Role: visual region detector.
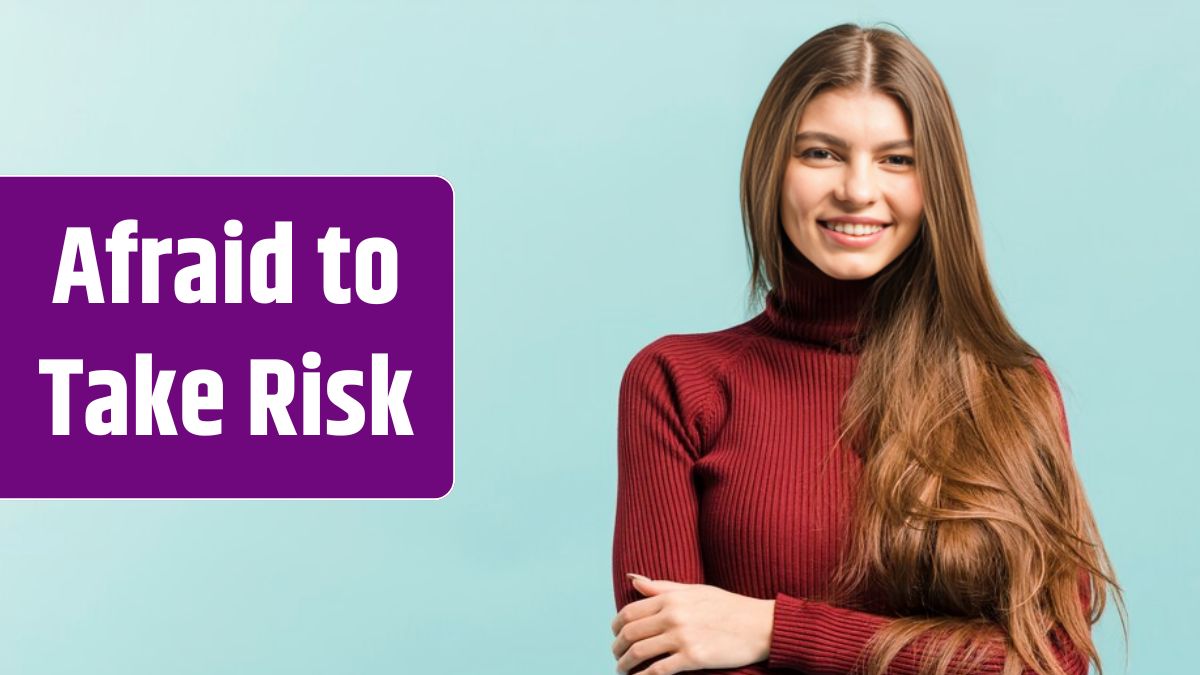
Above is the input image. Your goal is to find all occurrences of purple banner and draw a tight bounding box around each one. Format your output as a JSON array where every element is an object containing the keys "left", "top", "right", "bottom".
[{"left": 0, "top": 176, "right": 454, "bottom": 498}]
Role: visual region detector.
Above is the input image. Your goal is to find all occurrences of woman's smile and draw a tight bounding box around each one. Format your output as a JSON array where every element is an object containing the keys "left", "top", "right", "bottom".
[{"left": 818, "top": 220, "right": 891, "bottom": 248}]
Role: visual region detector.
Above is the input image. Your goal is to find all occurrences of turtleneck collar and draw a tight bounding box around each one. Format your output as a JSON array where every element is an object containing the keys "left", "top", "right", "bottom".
[{"left": 755, "top": 241, "right": 876, "bottom": 353}]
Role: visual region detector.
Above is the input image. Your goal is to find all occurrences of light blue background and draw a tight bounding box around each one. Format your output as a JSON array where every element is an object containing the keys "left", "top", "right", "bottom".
[{"left": 0, "top": 1, "right": 1193, "bottom": 673}]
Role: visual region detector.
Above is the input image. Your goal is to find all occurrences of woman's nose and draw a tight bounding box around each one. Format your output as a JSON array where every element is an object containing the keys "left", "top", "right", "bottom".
[{"left": 836, "top": 161, "right": 880, "bottom": 206}]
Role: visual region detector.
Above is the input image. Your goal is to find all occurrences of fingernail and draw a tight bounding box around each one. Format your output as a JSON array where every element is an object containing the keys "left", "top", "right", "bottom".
[{"left": 626, "top": 572, "right": 649, "bottom": 582}]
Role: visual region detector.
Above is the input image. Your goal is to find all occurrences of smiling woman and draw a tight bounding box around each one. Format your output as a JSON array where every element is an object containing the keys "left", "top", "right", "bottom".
[{"left": 610, "top": 22, "right": 1126, "bottom": 675}]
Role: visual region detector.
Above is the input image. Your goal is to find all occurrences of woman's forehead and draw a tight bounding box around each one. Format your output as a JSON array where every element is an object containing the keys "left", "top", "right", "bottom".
[{"left": 797, "top": 88, "right": 913, "bottom": 143}]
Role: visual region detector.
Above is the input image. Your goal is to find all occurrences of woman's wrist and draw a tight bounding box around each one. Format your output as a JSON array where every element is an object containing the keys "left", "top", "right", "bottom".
[{"left": 756, "top": 598, "right": 777, "bottom": 662}]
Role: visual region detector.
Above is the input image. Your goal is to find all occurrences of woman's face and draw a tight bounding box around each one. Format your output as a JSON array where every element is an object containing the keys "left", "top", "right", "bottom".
[{"left": 781, "top": 87, "right": 923, "bottom": 280}]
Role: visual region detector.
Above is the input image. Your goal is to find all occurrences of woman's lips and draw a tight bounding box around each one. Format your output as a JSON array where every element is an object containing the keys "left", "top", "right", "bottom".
[
  {"left": 818, "top": 220, "right": 892, "bottom": 227},
  {"left": 818, "top": 220, "right": 889, "bottom": 248}
]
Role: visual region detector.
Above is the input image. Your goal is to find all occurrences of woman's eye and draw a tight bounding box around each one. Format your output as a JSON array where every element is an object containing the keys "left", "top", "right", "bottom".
[
  {"left": 885, "top": 155, "right": 915, "bottom": 166},
  {"left": 801, "top": 148, "right": 836, "bottom": 160}
]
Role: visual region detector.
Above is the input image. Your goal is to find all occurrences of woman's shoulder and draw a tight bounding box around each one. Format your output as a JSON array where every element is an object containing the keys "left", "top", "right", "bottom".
[
  {"left": 1030, "top": 355, "right": 1061, "bottom": 389},
  {"left": 621, "top": 319, "right": 761, "bottom": 391},
  {"left": 618, "top": 320, "right": 759, "bottom": 433}
]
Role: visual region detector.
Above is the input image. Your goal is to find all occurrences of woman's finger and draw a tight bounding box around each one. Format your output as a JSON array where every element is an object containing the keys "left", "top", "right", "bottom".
[
  {"left": 640, "top": 651, "right": 693, "bottom": 675},
  {"left": 611, "top": 612, "right": 667, "bottom": 659},
  {"left": 615, "top": 633, "right": 675, "bottom": 675},
  {"left": 634, "top": 578, "right": 694, "bottom": 593},
  {"left": 610, "top": 595, "right": 663, "bottom": 635}
]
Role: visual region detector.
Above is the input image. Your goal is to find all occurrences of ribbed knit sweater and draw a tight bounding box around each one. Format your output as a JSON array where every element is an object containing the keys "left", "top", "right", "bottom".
[{"left": 611, "top": 246, "right": 1089, "bottom": 674}]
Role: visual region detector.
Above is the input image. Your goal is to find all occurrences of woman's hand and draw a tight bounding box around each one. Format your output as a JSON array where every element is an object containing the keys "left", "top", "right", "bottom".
[{"left": 610, "top": 573, "right": 775, "bottom": 675}]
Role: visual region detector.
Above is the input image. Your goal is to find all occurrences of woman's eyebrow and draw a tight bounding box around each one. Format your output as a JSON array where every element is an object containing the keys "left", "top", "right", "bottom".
[{"left": 794, "top": 131, "right": 913, "bottom": 151}]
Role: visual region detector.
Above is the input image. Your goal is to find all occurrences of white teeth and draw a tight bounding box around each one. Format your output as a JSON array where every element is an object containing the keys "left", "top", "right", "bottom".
[{"left": 823, "top": 221, "right": 884, "bottom": 236}]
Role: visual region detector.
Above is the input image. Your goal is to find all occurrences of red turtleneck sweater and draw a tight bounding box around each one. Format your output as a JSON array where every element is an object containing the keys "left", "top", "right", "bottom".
[{"left": 611, "top": 247, "right": 1089, "bottom": 674}]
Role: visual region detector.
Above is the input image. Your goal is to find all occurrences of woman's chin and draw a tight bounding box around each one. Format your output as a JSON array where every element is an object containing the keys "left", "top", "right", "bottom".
[{"left": 812, "top": 254, "right": 886, "bottom": 281}]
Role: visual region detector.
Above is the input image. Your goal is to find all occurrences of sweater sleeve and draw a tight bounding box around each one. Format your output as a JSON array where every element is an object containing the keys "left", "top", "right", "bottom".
[
  {"left": 767, "top": 591, "right": 1090, "bottom": 674},
  {"left": 612, "top": 339, "right": 709, "bottom": 605},
  {"left": 767, "top": 357, "right": 1090, "bottom": 674},
  {"left": 612, "top": 339, "right": 768, "bottom": 675}
]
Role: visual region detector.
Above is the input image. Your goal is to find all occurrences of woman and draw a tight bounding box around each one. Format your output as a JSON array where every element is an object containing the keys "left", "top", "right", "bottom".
[{"left": 609, "top": 23, "right": 1125, "bottom": 675}]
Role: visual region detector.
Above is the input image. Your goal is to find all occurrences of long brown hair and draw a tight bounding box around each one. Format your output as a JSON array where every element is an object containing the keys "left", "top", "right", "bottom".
[{"left": 740, "top": 23, "right": 1126, "bottom": 675}]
